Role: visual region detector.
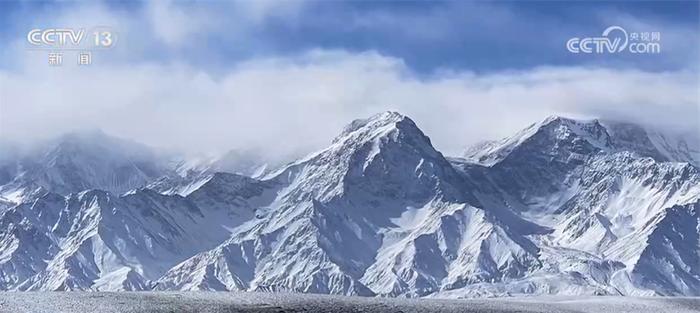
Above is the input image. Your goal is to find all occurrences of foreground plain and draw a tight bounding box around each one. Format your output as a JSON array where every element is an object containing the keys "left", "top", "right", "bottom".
[{"left": 0, "top": 292, "right": 698, "bottom": 313}]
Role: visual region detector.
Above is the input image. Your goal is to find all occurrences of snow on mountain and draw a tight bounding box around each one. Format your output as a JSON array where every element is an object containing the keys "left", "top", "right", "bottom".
[
  {"left": 602, "top": 120, "right": 700, "bottom": 166},
  {"left": 459, "top": 116, "right": 618, "bottom": 208},
  {"left": 154, "top": 112, "right": 546, "bottom": 297},
  {"left": 0, "top": 131, "right": 167, "bottom": 204},
  {"left": 464, "top": 116, "right": 698, "bottom": 167},
  {"left": 647, "top": 130, "right": 699, "bottom": 167},
  {"left": 0, "top": 171, "right": 269, "bottom": 291},
  {"left": 147, "top": 170, "right": 213, "bottom": 197},
  {"left": 147, "top": 150, "right": 278, "bottom": 197},
  {"left": 453, "top": 115, "right": 700, "bottom": 297},
  {"left": 0, "top": 112, "right": 698, "bottom": 297},
  {"left": 630, "top": 200, "right": 700, "bottom": 295},
  {"left": 462, "top": 116, "right": 613, "bottom": 167}
]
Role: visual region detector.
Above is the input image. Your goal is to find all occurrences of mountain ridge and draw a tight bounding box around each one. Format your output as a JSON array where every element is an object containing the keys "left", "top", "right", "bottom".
[{"left": 0, "top": 112, "right": 697, "bottom": 297}]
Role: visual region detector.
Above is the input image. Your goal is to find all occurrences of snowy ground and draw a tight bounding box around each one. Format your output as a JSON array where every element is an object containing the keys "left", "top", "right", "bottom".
[{"left": 0, "top": 293, "right": 697, "bottom": 313}]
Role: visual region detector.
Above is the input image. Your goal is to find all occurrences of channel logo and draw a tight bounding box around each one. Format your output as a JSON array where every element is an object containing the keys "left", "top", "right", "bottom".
[
  {"left": 27, "top": 27, "right": 115, "bottom": 48},
  {"left": 567, "top": 26, "right": 661, "bottom": 54}
]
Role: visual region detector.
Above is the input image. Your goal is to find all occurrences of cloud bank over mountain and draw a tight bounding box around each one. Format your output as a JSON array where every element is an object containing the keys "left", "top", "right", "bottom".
[
  {"left": 1, "top": 51, "right": 697, "bottom": 158},
  {"left": 0, "top": 1, "right": 697, "bottom": 159}
]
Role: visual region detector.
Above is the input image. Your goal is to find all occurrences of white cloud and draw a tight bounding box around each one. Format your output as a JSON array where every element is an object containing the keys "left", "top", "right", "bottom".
[
  {"left": 1, "top": 50, "right": 697, "bottom": 160},
  {"left": 148, "top": 1, "right": 203, "bottom": 47},
  {"left": 1, "top": 2, "right": 696, "bottom": 161},
  {"left": 144, "top": 0, "right": 305, "bottom": 49}
]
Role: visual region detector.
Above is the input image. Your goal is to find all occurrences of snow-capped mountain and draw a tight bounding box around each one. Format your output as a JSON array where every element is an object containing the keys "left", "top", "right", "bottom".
[
  {"left": 452, "top": 116, "right": 700, "bottom": 296},
  {"left": 0, "top": 131, "right": 168, "bottom": 204},
  {"left": 153, "top": 112, "right": 547, "bottom": 296},
  {"left": 0, "top": 172, "right": 268, "bottom": 291},
  {"left": 0, "top": 112, "right": 698, "bottom": 298},
  {"left": 463, "top": 117, "right": 699, "bottom": 167}
]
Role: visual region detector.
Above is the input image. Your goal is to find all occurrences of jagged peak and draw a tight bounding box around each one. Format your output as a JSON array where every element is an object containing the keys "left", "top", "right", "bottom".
[
  {"left": 537, "top": 115, "right": 608, "bottom": 135},
  {"left": 349, "top": 111, "right": 407, "bottom": 127},
  {"left": 463, "top": 115, "right": 612, "bottom": 166},
  {"left": 537, "top": 116, "right": 699, "bottom": 166},
  {"left": 328, "top": 111, "right": 439, "bottom": 161},
  {"left": 319, "top": 111, "right": 443, "bottom": 166},
  {"left": 263, "top": 111, "right": 460, "bottom": 203},
  {"left": 540, "top": 114, "right": 598, "bottom": 125},
  {"left": 335, "top": 111, "right": 417, "bottom": 142},
  {"left": 540, "top": 114, "right": 573, "bottom": 125},
  {"left": 464, "top": 113, "right": 697, "bottom": 168}
]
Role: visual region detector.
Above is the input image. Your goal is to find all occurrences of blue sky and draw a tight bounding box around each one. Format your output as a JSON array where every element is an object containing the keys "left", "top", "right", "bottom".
[
  {"left": 0, "top": 1, "right": 698, "bottom": 158},
  {"left": 1, "top": 1, "right": 697, "bottom": 73}
]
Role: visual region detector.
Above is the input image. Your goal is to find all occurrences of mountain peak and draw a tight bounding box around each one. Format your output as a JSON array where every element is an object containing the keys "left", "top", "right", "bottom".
[
  {"left": 331, "top": 111, "right": 435, "bottom": 159},
  {"left": 463, "top": 115, "right": 612, "bottom": 166},
  {"left": 336, "top": 111, "right": 412, "bottom": 141},
  {"left": 541, "top": 114, "right": 596, "bottom": 125},
  {"left": 540, "top": 114, "right": 573, "bottom": 125},
  {"left": 1, "top": 111, "right": 699, "bottom": 297},
  {"left": 50, "top": 129, "right": 154, "bottom": 159},
  {"left": 267, "top": 111, "right": 464, "bottom": 204},
  {"left": 367, "top": 110, "right": 407, "bottom": 123},
  {"left": 0, "top": 130, "right": 169, "bottom": 196},
  {"left": 538, "top": 115, "right": 606, "bottom": 135}
]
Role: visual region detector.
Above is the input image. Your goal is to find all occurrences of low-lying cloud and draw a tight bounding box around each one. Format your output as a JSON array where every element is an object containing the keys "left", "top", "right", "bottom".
[{"left": 1, "top": 50, "right": 697, "bottom": 159}]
